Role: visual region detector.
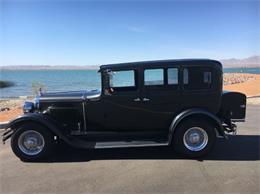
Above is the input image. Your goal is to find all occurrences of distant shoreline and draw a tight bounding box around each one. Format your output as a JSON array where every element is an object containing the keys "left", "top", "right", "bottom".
[
  {"left": 0, "top": 65, "right": 99, "bottom": 70},
  {"left": 1, "top": 55, "right": 259, "bottom": 70},
  {"left": 0, "top": 65, "right": 259, "bottom": 70}
]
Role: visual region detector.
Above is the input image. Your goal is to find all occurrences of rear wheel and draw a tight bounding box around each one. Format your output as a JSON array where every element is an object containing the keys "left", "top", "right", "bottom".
[
  {"left": 11, "top": 123, "right": 55, "bottom": 162},
  {"left": 172, "top": 118, "right": 216, "bottom": 158}
]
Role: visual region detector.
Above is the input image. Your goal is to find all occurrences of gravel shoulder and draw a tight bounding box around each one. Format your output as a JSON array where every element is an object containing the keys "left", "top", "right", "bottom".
[{"left": 247, "top": 97, "right": 260, "bottom": 105}]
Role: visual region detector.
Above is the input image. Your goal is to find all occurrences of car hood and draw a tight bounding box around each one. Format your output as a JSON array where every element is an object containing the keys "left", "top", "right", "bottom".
[{"left": 39, "top": 90, "right": 101, "bottom": 101}]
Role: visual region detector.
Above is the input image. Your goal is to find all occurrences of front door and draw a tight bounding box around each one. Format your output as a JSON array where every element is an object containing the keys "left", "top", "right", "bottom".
[{"left": 103, "top": 68, "right": 145, "bottom": 130}]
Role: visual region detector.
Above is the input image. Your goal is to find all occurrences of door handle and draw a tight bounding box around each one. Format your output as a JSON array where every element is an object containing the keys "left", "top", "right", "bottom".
[
  {"left": 143, "top": 98, "right": 150, "bottom": 102},
  {"left": 134, "top": 98, "right": 141, "bottom": 102}
]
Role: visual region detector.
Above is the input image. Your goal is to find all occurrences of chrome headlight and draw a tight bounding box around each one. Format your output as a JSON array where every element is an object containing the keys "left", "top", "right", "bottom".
[{"left": 23, "top": 101, "right": 34, "bottom": 113}]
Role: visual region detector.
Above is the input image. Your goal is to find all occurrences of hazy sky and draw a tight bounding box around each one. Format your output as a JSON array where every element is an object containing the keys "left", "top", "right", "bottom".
[{"left": 0, "top": 0, "right": 259, "bottom": 66}]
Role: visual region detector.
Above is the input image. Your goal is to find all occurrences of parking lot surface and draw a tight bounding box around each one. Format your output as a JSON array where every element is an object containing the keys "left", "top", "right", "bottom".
[{"left": 0, "top": 105, "right": 259, "bottom": 193}]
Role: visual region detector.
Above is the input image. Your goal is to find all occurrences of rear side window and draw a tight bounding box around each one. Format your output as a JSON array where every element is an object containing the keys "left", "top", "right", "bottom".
[
  {"left": 183, "top": 67, "right": 212, "bottom": 90},
  {"left": 144, "top": 69, "right": 164, "bottom": 86},
  {"left": 167, "top": 68, "right": 178, "bottom": 85}
]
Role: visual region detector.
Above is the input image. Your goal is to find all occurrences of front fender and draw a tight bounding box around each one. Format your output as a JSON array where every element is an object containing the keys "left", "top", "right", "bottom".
[
  {"left": 2, "top": 113, "right": 70, "bottom": 144},
  {"left": 168, "top": 108, "right": 227, "bottom": 144}
]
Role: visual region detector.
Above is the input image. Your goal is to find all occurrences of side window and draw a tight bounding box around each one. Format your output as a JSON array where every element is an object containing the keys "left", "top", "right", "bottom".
[
  {"left": 167, "top": 68, "right": 178, "bottom": 85},
  {"left": 144, "top": 69, "right": 164, "bottom": 86},
  {"left": 204, "top": 71, "right": 212, "bottom": 84},
  {"left": 110, "top": 70, "right": 136, "bottom": 89},
  {"left": 183, "top": 67, "right": 212, "bottom": 90},
  {"left": 183, "top": 68, "right": 189, "bottom": 84}
]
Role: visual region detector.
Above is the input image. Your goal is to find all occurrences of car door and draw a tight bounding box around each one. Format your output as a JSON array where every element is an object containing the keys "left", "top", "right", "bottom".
[
  {"left": 103, "top": 67, "right": 146, "bottom": 130},
  {"left": 140, "top": 66, "right": 181, "bottom": 130}
]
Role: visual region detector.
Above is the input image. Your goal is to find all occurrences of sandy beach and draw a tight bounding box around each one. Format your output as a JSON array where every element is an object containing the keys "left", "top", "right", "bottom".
[
  {"left": 223, "top": 73, "right": 260, "bottom": 97},
  {"left": 1, "top": 73, "right": 260, "bottom": 122}
]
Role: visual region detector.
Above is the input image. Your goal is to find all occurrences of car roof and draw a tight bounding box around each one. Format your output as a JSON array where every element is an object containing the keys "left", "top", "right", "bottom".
[{"left": 99, "top": 59, "right": 222, "bottom": 70}]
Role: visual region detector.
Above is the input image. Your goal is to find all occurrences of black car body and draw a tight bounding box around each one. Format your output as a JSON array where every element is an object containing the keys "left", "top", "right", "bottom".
[{"left": 3, "top": 59, "right": 246, "bottom": 161}]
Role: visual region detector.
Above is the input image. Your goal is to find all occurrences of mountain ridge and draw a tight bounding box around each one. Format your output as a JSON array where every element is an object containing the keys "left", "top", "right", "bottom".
[
  {"left": 1, "top": 55, "right": 259, "bottom": 70},
  {"left": 220, "top": 55, "right": 260, "bottom": 67}
]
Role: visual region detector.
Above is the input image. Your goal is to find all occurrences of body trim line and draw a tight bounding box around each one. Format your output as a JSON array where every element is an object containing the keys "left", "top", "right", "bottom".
[
  {"left": 82, "top": 101, "right": 87, "bottom": 132},
  {"left": 94, "top": 141, "right": 168, "bottom": 149},
  {"left": 231, "top": 119, "right": 245, "bottom": 122}
]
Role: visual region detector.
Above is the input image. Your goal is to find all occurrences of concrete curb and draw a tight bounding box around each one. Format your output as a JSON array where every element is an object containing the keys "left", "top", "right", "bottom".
[
  {"left": 0, "top": 122, "right": 8, "bottom": 130},
  {"left": 247, "top": 95, "right": 260, "bottom": 99}
]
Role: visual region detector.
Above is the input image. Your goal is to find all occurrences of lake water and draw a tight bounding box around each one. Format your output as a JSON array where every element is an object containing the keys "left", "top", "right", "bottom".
[{"left": 1, "top": 67, "right": 259, "bottom": 98}]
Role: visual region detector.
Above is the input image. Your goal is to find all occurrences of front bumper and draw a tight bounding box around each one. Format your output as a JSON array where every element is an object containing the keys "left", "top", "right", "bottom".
[{"left": 2, "top": 127, "right": 13, "bottom": 144}]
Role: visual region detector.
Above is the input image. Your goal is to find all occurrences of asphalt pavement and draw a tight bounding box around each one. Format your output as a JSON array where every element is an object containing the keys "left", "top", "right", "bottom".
[{"left": 0, "top": 105, "right": 259, "bottom": 193}]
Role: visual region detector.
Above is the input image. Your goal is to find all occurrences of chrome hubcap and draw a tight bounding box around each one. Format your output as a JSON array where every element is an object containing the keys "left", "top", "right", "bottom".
[
  {"left": 18, "top": 130, "right": 45, "bottom": 156},
  {"left": 183, "top": 127, "right": 208, "bottom": 151}
]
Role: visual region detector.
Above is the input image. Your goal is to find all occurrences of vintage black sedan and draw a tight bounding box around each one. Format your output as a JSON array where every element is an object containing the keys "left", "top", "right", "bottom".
[{"left": 2, "top": 59, "right": 246, "bottom": 161}]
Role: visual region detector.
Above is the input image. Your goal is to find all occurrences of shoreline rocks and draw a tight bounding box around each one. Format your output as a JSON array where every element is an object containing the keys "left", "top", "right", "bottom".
[
  {"left": 0, "top": 81, "right": 15, "bottom": 88},
  {"left": 223, "top": 73, "right": 255, "bottom": 85}
]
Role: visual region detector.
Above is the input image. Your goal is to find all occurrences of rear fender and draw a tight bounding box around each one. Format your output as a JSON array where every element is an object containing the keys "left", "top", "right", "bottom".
[{"left": 168, "top": 108, "right": 227, "bottom": 144}]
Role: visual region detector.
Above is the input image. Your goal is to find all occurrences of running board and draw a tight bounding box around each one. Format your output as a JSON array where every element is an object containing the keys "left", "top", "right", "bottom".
[{"left": 94, "top": 140, "right": 169, "bottom": 149}]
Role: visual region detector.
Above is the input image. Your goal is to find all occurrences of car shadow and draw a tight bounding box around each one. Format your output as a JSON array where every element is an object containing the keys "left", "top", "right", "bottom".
[{"left": 44, "top": 135, "right": 260, "bottom": 163}]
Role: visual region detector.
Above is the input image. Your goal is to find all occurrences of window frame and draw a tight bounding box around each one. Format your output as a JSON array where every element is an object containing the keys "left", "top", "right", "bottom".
[
  {"left": 181, "top": 66, "right": 214, "bottom": 92},
  {"left": 166, "top": 67, "right": 179, "bottom": 87},
  {"left": 144, "top": 68, "right": 165, "bottom": 87},
  {"left": 108, "top": 69, "right": 138, "bottom": 92},
  {"left": 142, "top": 66, "right": 180, "bottom": 90}
]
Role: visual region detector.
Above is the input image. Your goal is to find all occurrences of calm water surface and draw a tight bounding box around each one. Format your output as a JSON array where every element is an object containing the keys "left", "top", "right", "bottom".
[{"left": 1, "top": 67, "right": 259, "bottom": 98}]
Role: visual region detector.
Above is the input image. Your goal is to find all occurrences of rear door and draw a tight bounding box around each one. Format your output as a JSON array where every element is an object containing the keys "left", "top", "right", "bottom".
[{"left": 140, "top": 65, "right": 181, "bottom": 130}]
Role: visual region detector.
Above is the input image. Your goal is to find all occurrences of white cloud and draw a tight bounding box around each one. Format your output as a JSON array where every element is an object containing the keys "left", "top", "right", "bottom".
[{"left": 127, "top": 26, "right": 145, "bottom": 33}]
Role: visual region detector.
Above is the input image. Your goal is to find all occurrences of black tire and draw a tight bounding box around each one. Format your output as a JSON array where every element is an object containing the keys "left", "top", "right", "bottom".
[
  {"left": 172, "top": 118, "right": 216, "bottom": 158},
  {"left": 11, "top": 122, "right": 55, "bottom": 162}
]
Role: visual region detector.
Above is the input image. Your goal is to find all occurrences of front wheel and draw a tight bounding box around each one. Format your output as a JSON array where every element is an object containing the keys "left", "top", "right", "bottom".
[
  {"left": 172, "top": 118, "right": 216, "bottom": 158},
  {"left": 11, "top": 123, "right": 55, "bottom": 162}
]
